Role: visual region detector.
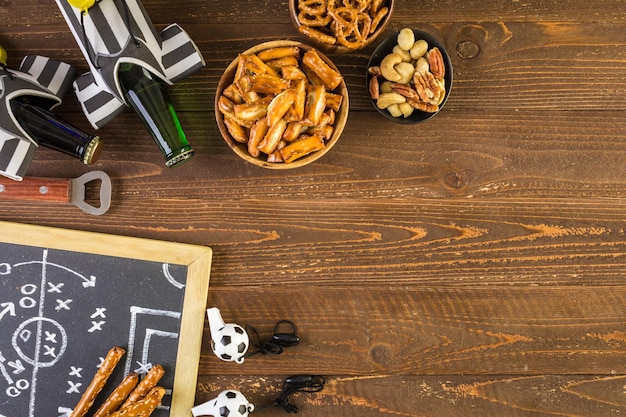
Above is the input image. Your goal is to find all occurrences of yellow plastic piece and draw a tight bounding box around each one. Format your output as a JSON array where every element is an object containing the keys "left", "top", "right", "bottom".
[
  {"left": 67, "top": 0, "right": 96, "bottom": 12},
  {"left": 0, "top": 45, "right": 7, "bottom": 66}
]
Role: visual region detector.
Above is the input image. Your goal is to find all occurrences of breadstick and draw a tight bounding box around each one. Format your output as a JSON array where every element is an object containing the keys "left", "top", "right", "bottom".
[
  {"left": 92, "top": 372, "right": 139, "bottom": 417},
  {"left": 107, "top": 386, "right": 166, "bottom": 417},
  {"left": 121, "top": 364, "right": 165, "bottom": 408},
  {"left": 70, "top": 346, "right": 126, "bottom": 417}
]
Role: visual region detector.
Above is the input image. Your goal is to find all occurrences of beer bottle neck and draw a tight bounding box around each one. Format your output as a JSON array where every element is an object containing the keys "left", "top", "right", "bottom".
[{"left": 10, "top": 98, "right": 102, "bottom": 165}]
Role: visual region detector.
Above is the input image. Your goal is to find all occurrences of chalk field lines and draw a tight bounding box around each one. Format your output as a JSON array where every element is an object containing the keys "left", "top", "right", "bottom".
[{"left": 0, "top": 250, "right": 184, "bottom": 417}]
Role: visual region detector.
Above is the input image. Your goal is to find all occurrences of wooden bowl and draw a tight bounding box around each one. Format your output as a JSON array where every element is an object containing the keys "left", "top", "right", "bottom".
[
  {"left": 215, "top": 40, "right": 349, "bottom": 169},
  {"left": 288, "top": 0, "right": 394, "bottom": 53}
]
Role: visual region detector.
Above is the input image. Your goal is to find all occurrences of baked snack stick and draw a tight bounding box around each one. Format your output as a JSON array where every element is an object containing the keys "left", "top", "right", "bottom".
[
  {"left": 106, "top": 386, "right": 166, "bottom": 417},
  {"left": 92, "top": 372, "right": 140, "bottom": 417},
  {"left": 70, "top": 346, "right": 126, "bottom": 417},
  {"left": 121, "top": 364, "right": 165, "bottom": 408}
]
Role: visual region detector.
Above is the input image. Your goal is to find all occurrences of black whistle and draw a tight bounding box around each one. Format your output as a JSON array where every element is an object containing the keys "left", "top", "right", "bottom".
[
  {"left": 285, "top": 375, "right": 313, "bottom": 386},
  {"left": 273, "top": 333, "right": 300, "bottom": 347}
]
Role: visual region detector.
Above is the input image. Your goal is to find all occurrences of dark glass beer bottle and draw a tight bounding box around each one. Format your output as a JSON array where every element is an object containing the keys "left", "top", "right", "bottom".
[
  {"left": 0, "top": 45, "right": 102, "bottom": 165},
  {"left": 10, "top": 99, "right": 103, "bottom": 165},
  {"left": 117, "top": 63, "right": 194, "bottom": 167}
]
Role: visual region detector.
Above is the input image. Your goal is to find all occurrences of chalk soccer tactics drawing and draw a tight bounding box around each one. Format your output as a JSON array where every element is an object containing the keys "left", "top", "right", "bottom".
[
  {"left": 54, "top": 0, "right": 205, "bottom": 130},
  {"left": 0, "top": 245, "right": 188, "bottom": 417},
  {"left": 0, "top": 55, "right": 75, "bottom": 181}
]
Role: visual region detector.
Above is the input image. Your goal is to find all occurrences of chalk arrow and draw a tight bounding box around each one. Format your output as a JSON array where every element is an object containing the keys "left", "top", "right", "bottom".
[
  {"left": 84, "top": 275, "right": 97, "bottom": 288},
  {"left": 0, "top": 302, "right": 15, "bottom": 321},
  {"left": 14, "top": 261, "right": 97, "bottom": 288},
  {"left": 0, "top": 351, "right": 13, "bottom": 384},
  {"left": 8, "top": 359, "right": 25, "bottom": 374}
]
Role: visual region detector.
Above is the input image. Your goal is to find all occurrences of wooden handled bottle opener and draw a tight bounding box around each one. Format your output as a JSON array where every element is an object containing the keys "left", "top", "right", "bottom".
[{"left": 0, "top": 170, "right": 111, "bottom": 215}]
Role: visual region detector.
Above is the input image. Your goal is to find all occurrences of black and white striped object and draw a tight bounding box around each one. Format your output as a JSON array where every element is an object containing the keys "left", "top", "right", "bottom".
[
  {"left": 55, "top": 0, "right": 205, "bottom": 130},
  {"left": 19, "top": 55, "right": 76, "bottom": 101},
  {"left": 0, "top": 56, "right": 75, "bottom": 181}
]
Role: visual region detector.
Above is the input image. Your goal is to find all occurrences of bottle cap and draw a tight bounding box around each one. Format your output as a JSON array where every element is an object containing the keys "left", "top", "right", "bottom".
[
  {"left": 67, "top": 0, "right": 96, "bottom": 12},
  {"left": 0, "top": 45, "right": 7, "bottom": 66},
  {"left": 165, "top": 148, "right": 194, "bottom": 167},
  {"left": 83, "top": 136, "right": 103, "bottom": 165}
]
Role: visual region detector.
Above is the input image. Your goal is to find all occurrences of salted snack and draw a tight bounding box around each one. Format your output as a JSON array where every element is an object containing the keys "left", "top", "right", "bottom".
[
  {"left": 71, "top": 346, "right": 126, "bottom": 417},
  {"left": 218, "top": 45, "right": 344, "bottom": 163},
  {"left": 70, "top": 347, "right": 166, "bottom": 417},
  {"left": 296, "top": 0, "right": 389, "bottom": 49},
  {"left": 368, "top": 28, "right": 447, "bottom": 118}
]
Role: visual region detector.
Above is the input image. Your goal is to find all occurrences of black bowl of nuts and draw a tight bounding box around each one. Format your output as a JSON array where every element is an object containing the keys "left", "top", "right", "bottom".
[{"left": 366, "top": 28, "right": 453, "bottom": 124}]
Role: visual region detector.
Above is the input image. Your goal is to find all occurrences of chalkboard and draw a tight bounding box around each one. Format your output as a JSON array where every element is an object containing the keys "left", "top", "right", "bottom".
[{"left": 0, "top": 221, "right": 212, "bottom": 417}]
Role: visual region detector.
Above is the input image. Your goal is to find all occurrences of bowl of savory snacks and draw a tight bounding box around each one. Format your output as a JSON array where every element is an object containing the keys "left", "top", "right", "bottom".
[
  {"left": 366, "top": 28, "right": 453, "bottom": 124},
  {"left": 215, "top": 40, "right": 349, "bottom": 168},
  {"left": 289, "top": 0, "right": 394, "bottom": 53}
]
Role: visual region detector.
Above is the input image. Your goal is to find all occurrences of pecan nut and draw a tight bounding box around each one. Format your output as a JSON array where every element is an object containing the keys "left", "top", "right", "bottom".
[
  {"left": 427, "top": 47, "right": 445, "bottom": 79},
  {"left": 369, "top": 74, "right": 380, "bottom": 99},
  {"left": 413, "top": 71, "right": 445, "bottom": 106}
]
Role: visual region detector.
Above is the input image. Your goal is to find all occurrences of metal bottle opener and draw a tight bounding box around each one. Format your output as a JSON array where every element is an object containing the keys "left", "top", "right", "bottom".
[{"left": 0, "top": 170, "right": 112, "bottom": 215}]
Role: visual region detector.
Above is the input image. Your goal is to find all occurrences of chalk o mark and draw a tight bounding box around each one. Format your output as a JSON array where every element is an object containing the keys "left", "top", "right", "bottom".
[{"left": 12, "top": 317, "right": 67, "bottom": 368}]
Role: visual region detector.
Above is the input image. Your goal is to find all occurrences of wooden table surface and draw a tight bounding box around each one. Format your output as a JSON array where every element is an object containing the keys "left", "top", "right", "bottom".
[{"left": 2, "top": 1, "right": 626, "bottom": 416}]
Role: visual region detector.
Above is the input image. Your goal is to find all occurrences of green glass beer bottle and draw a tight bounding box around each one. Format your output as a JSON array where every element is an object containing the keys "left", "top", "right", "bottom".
[{"left": 117, "top": 63, "right": 194, "bottom": 167}]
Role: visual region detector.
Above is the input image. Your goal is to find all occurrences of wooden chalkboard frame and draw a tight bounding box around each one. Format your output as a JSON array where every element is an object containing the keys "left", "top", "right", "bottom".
[{"left": 0, "top": 220, "right": 211, "bottom": 417}]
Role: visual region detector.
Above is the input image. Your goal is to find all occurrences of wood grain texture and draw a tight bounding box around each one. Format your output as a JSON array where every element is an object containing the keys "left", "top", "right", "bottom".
[{"left": 1, "top": 1, "right": 625, "bottom": 416}]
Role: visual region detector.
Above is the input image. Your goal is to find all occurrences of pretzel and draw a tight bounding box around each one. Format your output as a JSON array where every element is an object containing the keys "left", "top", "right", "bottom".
[
  {"left": 298, "top": 25, "right": 336, "bottom": 45},
  {"left": 234, "top": 96, "right": 272, "bottom": 121},
  {"left": 297, "top": 0, "right": 332, "bottom": 27},
  {"left": 92, "top": 373, "right": 139, "bottom": 417},
  {"left": 303, "top": 84, "right": 327, "bottom": 126},
  {"left": 70, "top": 347, "right": 125, "bottom": 417},
  {"left": 257, "top": 46, "right": 301, "bottom": 62},
  {"left": 296, "top": 0, "right": 388, "bottom": 49},
  {"left": 121, "top": 364, "right": 165, "bottom": 409},
  {"left": 302, "top": 49, "right": 343, "bottom": 91},
  {"left": 224, "top": 115, "right": 250, "bottom": 143},
  {"left": 106, "top": 386, "right": 166, "bottom": 417},
  {"left": 257, "top": 118, "right": 288, "bottom": 154},
  {"left": 330, "top": 7, "right": 371, "bottom": 49},
  {"left": 267, "top": 88, "right": 297, "bottom": 126},
  {"left": 369, "top": 6, "right": 388, "bottom": 34},
  {"left": 280, "top": 134, "right": 325, "bottom": 163},
  {"left": 286, "top": 78, "right": 307, "bottom": 121},
  {"left": 248, "top": 118, "right": 269, "bottom": 157}
]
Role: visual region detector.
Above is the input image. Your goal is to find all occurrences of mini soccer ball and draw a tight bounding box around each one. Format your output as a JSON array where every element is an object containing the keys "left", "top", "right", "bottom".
[
  {"left": 214, "top": 390, "right": 254, "bottom": 417},
  {"left": 191, "top": 390, "right": 254, "bottom": 417},
  {"left": 210, "top": 323, "right": 249, "bottom": 363}
]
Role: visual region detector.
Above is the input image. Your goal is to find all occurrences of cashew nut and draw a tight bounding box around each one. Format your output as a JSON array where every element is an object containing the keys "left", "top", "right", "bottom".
[
  {"left": 415, "top": 56, "right": 429, "bottom": 74},
  {"left": 386, "top": 103, "right": 403, "bottom": 117},
  {"left": 399, "top": 102, "right": 414, "bottom": 118},
  {"left": 397, "top": 28, "right": 415, "bottom": 51},
  {"left": 392, "top": 45, "right": 412, "bottom": 62},
  {"left": 379, "top": 53, "right": 403, "bottom": 82},
  {"left": 410, "top": 39, "right": 429, "bottom": 59},
  {"left": 376, "top": 92, "right": 406, "bottom": 109},
  {"left": 395, "top": 62, "right": 415, "bottom": 84}
]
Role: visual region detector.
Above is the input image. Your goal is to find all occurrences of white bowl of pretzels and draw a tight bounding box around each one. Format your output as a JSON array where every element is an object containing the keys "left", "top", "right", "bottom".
[
  {"left": 289, "top": 0, "right": 394, "bottom": 53},
  {"left": 215, "top": 40, "right": 349, "bottom": 168}
]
